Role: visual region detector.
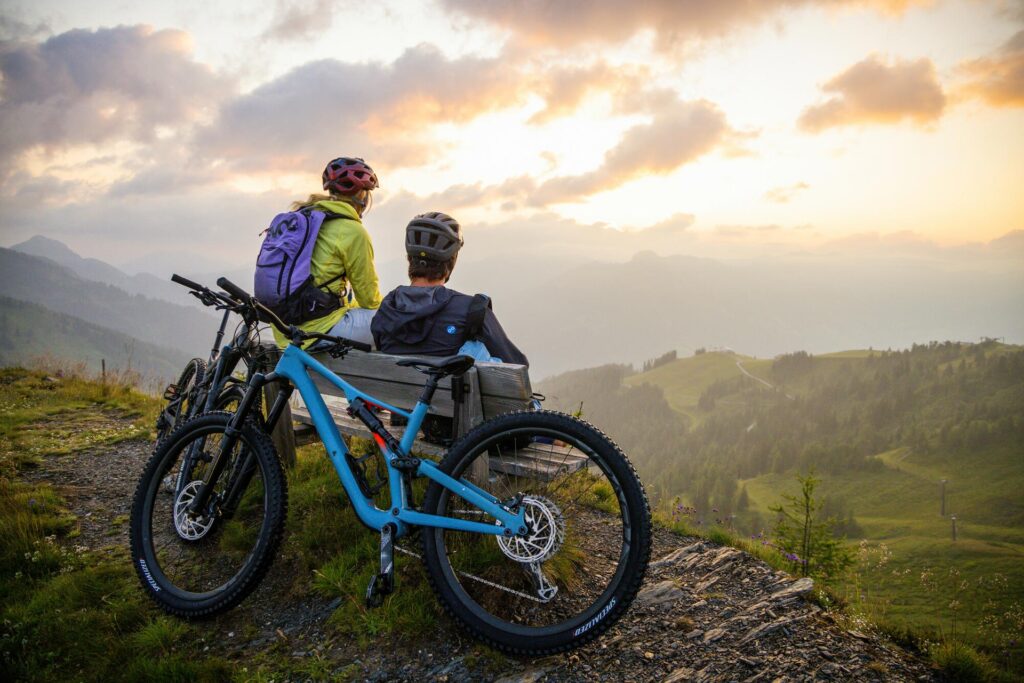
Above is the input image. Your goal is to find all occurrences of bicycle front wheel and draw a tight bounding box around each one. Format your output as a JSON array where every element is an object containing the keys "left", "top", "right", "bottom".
[
  {"left": 129, "top": 411, "right": 286, "bottom": 618},
  {"left": 420, "top": 410, "right": 651, "bottom": 655}
]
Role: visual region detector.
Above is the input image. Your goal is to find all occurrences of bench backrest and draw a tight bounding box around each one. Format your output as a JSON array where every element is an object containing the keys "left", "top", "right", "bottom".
[{"left": 306, "top": 349, "right": 532, "bottom": 420}]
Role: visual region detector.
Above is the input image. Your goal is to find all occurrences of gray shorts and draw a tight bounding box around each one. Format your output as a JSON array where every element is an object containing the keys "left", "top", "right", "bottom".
[{"left": 326, "top": 307, "right": 376, "bottom": 348}]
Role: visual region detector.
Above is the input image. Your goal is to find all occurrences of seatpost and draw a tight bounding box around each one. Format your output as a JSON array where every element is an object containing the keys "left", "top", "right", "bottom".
[{"left": 417, "top": 374, "right": 441, "bottom": 405}]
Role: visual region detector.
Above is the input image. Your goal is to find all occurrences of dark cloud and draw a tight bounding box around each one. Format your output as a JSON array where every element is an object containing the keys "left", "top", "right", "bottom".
[
  {"left": 764, "top": 181, "right": 810, "bottom": 203},
  {"left": 798, "top": 55, "right": 945, "bottom": 132},
  {"left": 956, "top": 30, "right": 1024, "bottom": 108},
  {"left": 533, "top": 98, "right": 732, "bottom": 203},
  {"left": 197, "top": 43, "right": 523, "bottom": 173},
  {"left": 0, "top": 25, "right": 229, "bottom": 160},
  {"left": 442, "top": 0, "right": 927, "bottom": 50},
  {"left": 261, "top": 0, "right": 334, "bottom": 42}
]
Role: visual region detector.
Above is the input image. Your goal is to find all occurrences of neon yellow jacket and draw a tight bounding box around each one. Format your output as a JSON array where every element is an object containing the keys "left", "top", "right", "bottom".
[{"left": 272, "top": 199, "right": 382, "bottom": 348}]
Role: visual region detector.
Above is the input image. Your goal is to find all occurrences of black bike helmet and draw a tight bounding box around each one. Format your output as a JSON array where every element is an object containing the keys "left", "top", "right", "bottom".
[{"left": 406, "top": 212, "right": 463, "bottom": 261}]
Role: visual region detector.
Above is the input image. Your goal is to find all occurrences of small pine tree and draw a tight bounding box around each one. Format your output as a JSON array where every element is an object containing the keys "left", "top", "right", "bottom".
[{"left": 770, "top": 470, "right": 853, "bottom": 580}]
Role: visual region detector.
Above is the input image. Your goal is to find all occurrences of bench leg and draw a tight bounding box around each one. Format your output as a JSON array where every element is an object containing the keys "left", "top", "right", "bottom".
[{"left": 467, "top": 455, "right": 489, "bottom": 486}]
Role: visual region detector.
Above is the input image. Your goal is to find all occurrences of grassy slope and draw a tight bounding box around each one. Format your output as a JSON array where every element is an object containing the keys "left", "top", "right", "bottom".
[
  {"left": 0, "top": 367, "right": 506, "bottom": 681},
  {"left": 0, "top": 367, "right": 234, "bottom": 681},
  {"left": 0, "top": 296, "right": 190, "bottom": 383},
  {"left": 624, "top": 351, "right": 763, "bottom": 422},
  {"left": 630, "top": 346, "right": 1024, "bottom": 653},
  {"left": 741, "top": 459, "right": 1024, "bottom": 643}
]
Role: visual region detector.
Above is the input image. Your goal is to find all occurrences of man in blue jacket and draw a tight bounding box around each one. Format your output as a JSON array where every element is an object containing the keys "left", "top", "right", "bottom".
[{"left": 371, "top": 212, "right": 528, "bottom": 366}]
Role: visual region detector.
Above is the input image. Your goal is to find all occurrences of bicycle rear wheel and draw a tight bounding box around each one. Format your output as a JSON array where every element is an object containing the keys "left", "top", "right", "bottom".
[
  {"left": 157, "top": 358, "right": 206, "bottom": 442},
  {"left": 420, "top": 410, "right": 651, "bottom": 655},
  {"left": 130, "top": 411, "right": 286, "bottom": 618}
]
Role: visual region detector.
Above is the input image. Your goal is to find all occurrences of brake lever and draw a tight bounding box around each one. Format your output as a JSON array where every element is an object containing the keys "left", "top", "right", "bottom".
[
  {"left": 326, "top": 341, "right": 351, "bottom": 359},
  {"left": 189, "top": 290, "right": 219, "bottom": 307}
]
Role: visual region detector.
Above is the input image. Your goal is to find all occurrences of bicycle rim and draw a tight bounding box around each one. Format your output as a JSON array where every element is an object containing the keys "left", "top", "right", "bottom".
[
  {"left": 429, "top": 421, "right": 637, "bottom": 634},
  {"left": 139, "top": 423, "right": 271, "bottom": 600}
]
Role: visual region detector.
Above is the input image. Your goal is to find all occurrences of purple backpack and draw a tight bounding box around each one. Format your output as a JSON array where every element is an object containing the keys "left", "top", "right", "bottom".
[{"left": 254, "top": 209, "right": 347, "bottom": 324}]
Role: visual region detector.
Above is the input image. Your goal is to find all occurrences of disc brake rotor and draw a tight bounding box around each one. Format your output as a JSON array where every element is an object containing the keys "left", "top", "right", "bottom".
[
  {"left": 173, "top": 480, "right": 216, "bottom": 541},
  {"left": 496, "top": 495, "right": 565, "bottom": 563}
]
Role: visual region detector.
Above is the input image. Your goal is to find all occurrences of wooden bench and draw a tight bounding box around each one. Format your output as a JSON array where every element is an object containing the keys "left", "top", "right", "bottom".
[{"left": 263, "top": 346, "right": 589, "bottom": 480}]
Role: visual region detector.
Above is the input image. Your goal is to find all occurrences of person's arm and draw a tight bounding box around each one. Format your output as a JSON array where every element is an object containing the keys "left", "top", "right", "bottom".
[
  {"left": 341, "top": 222, "right": 382, "bottom": 309},
  {"left": 480, "top": 310, "right": 528, "bottom": 366}
]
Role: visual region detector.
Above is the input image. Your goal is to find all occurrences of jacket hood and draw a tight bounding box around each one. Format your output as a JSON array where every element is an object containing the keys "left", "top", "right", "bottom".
[
  {"left": 314, "top": 199, "right": 361, "bottom": 220},
  {"left": 374, "top": 286, "right": 455, "bottom": 345}
]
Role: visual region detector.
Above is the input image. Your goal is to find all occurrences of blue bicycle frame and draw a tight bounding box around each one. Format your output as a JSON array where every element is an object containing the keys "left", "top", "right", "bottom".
[{"left": 271, "top": 343, "right": 526, "bottom": 539}]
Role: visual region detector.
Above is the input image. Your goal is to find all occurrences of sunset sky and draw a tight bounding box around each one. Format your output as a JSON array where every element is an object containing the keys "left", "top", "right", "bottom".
[{"left": 0, "top": 0, "right": 1022, "bottom": 274}]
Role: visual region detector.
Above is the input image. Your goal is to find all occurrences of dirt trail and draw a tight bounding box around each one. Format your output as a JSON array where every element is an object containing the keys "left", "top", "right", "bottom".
[
  {"left": 735, "top": 360, "right": 795, "bottom": 401},
  {"left": 27, "top": 415, "right": 934, "bottom": 682}
]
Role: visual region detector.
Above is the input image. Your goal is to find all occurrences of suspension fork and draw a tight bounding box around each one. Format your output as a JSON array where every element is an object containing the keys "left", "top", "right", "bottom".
[
  {"left": 186, "top": 372, "right": 270, "bottom": 517},
  {"left": 220, "top": 379, "right": 293, "bottom": 516}
]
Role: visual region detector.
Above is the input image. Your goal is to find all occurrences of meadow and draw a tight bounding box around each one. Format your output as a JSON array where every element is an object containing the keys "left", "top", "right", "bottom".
[{"left": 542, "top": 341, "right": 1024, "bottom": 676}]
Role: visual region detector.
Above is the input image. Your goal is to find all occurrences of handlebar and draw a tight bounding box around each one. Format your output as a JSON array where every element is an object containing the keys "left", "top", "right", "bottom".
[
  {"left": 175, "top": 275, "right": 370, "bottom": 353},
  {"left": 216, "top": 277, "right": 252, "bottom": 304},
  {"left": 171, "top": 273, "right": 205, "bottom": 291},
  {"left": 172, "top": 273, "right": 249, "bottom": 316},
  {"left": 306, "top": 332, "right": 372, "bottom": 353}
]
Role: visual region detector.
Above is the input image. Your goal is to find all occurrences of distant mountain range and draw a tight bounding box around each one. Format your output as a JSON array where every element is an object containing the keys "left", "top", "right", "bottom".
[
  {"left": 2, "top": 235, "right": 1023, "bottom": 380},
  {"left": 462, "top": 249, "right": 1024, "bottom": 377},
  {"left": 0, "top": 296, "right": 191, "bottom": 380},
  {"left": 12, "top": 235, "right": 188, "bottom": 304},
  {"left": 0, "top": 247, "right": 218, "bottom": 365}
]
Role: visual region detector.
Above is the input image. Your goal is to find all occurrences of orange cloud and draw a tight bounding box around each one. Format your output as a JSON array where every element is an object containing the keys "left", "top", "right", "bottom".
[
  {"left": 955, "top": 30, "right": 1024, "bottom": 108},
  {"left": 798, "top": 55, "right": 945, "bottom": 132},
  {"left": 443, "top": 0, "right": 930, "bottom": 50},
  {"left": 534, "top": 98, "right": 733, "bottom": 203},
  {"left": 198, "top": 44, "right": 526, "bottom": 172},
  {"left": 528, "top": 63, "right": 648, "bottom": 124}
]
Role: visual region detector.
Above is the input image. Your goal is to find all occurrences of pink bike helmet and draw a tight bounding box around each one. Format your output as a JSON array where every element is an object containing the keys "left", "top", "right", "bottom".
[{"left": 322, "top": 157, "right": 378, "bottom": 196}]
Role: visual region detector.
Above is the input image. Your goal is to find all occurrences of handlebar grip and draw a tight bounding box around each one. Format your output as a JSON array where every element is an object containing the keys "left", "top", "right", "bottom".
[
  {"left": 216, "top": 277, "right": 251, "bottom": 303},
  {"left": 345, "top": 339, "right": 373, "bottom": 353},
  {"left": 171, "top": 273, "right": 205, "bottom": 291}
]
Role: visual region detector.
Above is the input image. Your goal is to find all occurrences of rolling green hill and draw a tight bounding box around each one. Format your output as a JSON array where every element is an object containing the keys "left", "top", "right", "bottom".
[
  {"left": 624, "top": 350, "right": 774, "bottom": 423},
  {"left": 0, "top": 296, "right": 191, "bottom": 381},
  {"left": 539, "top": 341, "right": 1024, "bottom": 657},
  {"left": 0, "top": 247, "right": 215, "bottom": 358}
]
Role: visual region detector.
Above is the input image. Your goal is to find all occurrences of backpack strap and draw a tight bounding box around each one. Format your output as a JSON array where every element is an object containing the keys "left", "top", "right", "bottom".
[
  {"left": 465, "top": 293, "right": 492, "bottom": 341},
  {"left": 307, "top": 209, "right": 351, "bottom": 293}
]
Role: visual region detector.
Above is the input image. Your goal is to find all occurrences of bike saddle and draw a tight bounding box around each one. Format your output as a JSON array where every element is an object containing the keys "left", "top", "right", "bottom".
[{"left": 396, "top": 354, "right": 475, "bottom": 377}]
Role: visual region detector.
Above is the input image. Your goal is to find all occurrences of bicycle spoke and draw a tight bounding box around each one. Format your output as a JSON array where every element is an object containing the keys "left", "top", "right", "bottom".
[{"left": 434, "top": 424, "right": 629, "bottom": 629}]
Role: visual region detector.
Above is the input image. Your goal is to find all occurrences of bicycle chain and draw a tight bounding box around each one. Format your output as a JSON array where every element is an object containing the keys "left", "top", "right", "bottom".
[{"left": 394, "top": 543, "right": 546, "bottom": 604}]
